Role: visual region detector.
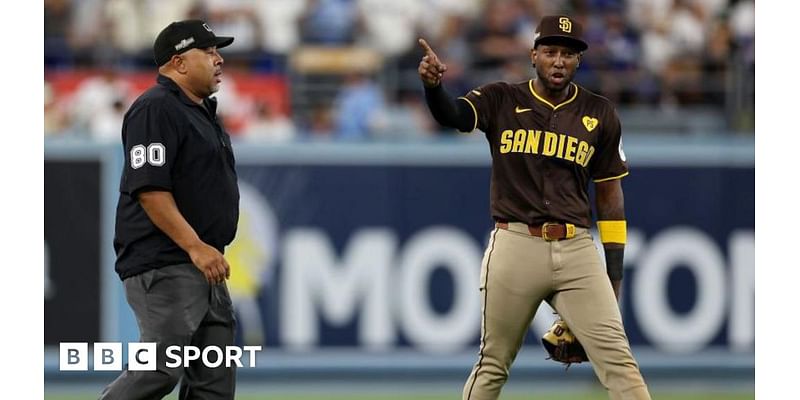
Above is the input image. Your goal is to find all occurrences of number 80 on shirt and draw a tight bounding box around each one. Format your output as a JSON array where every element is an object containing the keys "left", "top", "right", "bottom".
[{"left": 130, "top": 143, "right": 166, "bottom": 169}]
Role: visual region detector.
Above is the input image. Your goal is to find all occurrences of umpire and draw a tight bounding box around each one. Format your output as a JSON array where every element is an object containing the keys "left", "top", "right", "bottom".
[{"left": 100, "top": 20, "right": 239, "bottom": 400}]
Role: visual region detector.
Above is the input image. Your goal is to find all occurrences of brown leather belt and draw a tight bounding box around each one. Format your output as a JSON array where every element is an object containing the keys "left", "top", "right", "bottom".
[{"left": 495, "top": 221, "right": 577, "bottom": 241}]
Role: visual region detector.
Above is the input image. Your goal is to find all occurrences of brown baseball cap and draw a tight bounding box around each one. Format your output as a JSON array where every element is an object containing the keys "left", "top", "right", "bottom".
[{"left": 533, "top": 15, "right": 588, "bottom": 52}]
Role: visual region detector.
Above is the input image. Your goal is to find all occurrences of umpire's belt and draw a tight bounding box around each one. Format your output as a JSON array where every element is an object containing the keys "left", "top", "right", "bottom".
[{"left": 496, "top": 221, "right": 577, "bottom": 241}]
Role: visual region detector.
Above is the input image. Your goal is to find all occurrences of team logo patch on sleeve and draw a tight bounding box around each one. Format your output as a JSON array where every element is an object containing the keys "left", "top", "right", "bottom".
[{"left": 581, "top": 116, "right": 598, "bottom": 132}]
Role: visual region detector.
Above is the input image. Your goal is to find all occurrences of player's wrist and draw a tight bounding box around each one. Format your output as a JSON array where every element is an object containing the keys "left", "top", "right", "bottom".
[
  {"left": 604, "top": 247, "right": 624, "bottom": 281},
  {"left": 423, "top": 80, "right": 442, "bottom": 89}
]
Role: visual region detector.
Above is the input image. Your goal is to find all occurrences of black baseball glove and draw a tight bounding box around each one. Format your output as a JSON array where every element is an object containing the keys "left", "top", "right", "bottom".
[{"left": 541, "top": 319, "right": 589, "bottom": 368}]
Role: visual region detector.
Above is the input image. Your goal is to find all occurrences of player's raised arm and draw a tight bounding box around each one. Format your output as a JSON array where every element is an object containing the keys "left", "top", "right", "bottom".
[
  {"left": 418, "top": 38, "right": 447, "bottom": 88},
  {"left": 418, "top": 38, "right": 474, "bottom": 132}
]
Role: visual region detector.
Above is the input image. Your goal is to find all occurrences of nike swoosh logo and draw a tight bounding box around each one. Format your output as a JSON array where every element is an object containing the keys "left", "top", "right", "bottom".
[{"left": 515, "top": 106, "right": 532, "bottom": 113}]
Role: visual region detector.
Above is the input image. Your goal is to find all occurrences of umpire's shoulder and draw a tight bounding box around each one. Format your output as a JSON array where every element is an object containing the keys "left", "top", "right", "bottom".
[{"left": 124, "top": 84, "right": 179, "bottom": 121}]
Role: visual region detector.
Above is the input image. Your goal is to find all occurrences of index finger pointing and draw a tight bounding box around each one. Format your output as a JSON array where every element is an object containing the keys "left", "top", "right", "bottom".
[{"left": 418, "top": 38, "right": 436, "bottom": 57}]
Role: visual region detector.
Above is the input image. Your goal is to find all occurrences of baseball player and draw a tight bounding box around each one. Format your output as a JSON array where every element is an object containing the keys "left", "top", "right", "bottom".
[{"left": 418, "top": 15, "right": 651, "bottom": 400}]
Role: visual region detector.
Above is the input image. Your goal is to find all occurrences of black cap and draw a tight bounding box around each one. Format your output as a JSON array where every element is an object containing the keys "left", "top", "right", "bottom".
[
  {"left": 153, "top": 20, "right": 234, "bottom": 66},
  {"left": 533, "top": 15, "right": 588, "bottom": 52}
]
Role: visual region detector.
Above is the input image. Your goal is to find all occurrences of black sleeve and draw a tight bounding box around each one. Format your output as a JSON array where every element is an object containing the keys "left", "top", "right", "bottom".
[
  {"left": 119, "top": 100, "right": 181, "bottom": 196},
  {"left": 423, "top": 84, "right": 476, "bottom": 133}
]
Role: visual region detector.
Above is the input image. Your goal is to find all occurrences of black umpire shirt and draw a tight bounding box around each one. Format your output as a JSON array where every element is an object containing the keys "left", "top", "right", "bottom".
[{"left": 114, "top": 74, "right": 239, "bottom": 280}]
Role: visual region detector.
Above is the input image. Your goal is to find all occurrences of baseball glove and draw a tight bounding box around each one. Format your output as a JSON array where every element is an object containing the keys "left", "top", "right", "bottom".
[{"left": 541, "top": 319, "right": 589, "bottom": 368}]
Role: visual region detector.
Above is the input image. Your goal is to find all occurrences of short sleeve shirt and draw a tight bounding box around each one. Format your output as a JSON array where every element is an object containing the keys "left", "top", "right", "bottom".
[
  {"left": 113, "top": 75, "right": 239, "bottom": 280},
  {"left": 459, "top": 80, "right": 628, "bottom": 228}
]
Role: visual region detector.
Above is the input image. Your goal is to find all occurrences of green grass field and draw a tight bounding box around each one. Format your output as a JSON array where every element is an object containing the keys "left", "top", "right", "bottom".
[{"left": 45, "top": 392, "right": 755, "bottom": 400}]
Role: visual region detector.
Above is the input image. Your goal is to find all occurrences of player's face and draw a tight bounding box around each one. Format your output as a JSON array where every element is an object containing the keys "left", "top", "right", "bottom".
[
  {"left": 531, "top": 44, "right": 580, "bottom": 91},
  {"left": 181, "top": 47, "right": 225, "bottom": 97}
]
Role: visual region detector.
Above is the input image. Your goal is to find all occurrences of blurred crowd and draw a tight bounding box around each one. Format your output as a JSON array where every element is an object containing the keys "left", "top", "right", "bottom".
[{"left": 44, "top": 0, "right": 755, "bottom": 141}]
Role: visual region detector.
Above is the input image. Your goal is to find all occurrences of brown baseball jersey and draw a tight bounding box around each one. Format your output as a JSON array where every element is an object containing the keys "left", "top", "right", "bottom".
[{"left": 459, "top": 80, "right": 628, "bottom": 228}]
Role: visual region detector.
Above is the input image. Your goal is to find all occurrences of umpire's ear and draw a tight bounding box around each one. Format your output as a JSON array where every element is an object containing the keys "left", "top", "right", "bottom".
[{"left": 165, "top": 54, "right": 189, "bottom": 74}]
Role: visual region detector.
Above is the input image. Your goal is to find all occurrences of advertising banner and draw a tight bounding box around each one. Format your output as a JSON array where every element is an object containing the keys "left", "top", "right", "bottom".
[{"left": 226, "top": 163, "right": 754, "bottom": 354}]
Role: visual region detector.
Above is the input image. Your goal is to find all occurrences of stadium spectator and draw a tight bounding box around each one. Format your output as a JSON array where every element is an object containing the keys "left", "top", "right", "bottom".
[
  {"left": 299, "top": 0, "right": 360, "bottom": 45},
  {"left": 356, "top": 0, "right": 424, "bottom": 57},
  {"left": 465, "top": 0, "right": 530, "bottom": 72},
  {"left": 202, "top": 0, "right": 260, "bottom": 51},
  {"left": 44, "top": 80, "right": 70, "bottom": 137},
  {"left": 333, "top": 73, "right": 387, "bottom": 140},
  {"left": 68, "top": 68, "right": 133, "bottom": 140},
  {"left": 240, "top": 100, "right": 297, "bottom": 142},
  {"left": 43, "top": 0, "right": 756, "bottom": 137},
  {"left": 44, "top": 0, "right": 75, "bottom": 67},
  {"left": 253, "top": 0, "right": 308, "bottom": 54}
]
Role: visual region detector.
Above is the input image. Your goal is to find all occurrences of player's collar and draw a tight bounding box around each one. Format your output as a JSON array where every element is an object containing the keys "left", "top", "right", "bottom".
[{"left": 528, "top": 80, "right": 579, "bottom": 111}]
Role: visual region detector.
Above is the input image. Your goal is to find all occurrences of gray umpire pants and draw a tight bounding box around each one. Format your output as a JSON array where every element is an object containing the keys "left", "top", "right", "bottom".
[{"left": 100, "top": 263, "right": 237, "bottom": 400}]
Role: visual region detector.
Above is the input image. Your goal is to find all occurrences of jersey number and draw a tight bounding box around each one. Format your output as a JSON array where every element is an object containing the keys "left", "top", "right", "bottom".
[{"left": 131, "top": 143, "right": 166, "bottom": 169}]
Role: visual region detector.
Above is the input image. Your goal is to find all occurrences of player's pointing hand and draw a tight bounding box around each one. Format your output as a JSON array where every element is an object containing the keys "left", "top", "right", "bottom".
[{"left": 418, "top": 38, "right": 447, "bottom": 88}]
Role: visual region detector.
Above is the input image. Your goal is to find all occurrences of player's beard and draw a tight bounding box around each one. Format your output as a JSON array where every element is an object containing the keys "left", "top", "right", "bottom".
[{"left": 535, "top": 65, "right": 573, "bottom": 92}]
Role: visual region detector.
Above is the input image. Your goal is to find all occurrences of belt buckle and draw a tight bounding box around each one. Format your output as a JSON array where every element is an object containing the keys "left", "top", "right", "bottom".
[{"left": 541, "top": 222, "right": 558, "bottom": 241}]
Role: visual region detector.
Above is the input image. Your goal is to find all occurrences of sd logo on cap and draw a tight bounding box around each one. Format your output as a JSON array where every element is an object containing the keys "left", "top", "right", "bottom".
[{"left": 533, "top": 15, "right": 588, "bottom": 52}]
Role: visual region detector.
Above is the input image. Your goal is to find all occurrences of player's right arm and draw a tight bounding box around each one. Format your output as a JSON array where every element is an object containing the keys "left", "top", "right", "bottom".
[
  {"left": 138, "top": 190, "right": 230, "bottom": 284},
  {"left": 418, "top": 38, "right": 475, "bottom": 132}
]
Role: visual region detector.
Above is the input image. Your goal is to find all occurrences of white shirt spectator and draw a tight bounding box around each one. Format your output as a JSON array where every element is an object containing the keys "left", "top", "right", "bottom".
[
  {"left": 241, "top": 107, "right": 297, "bottom": 142},
  {"left": 69, "top": 72, "right": 132, "bottom": 141},
  {"left": 254, "top": 0, "right": 308, "bottom": 53},
  {"left": 626, "top": 0, "right": 674, "bottom": 31},
  {"left": 417, "top": 0, "right": 482, "bottom": 41},
  {"left": 729, "top": 0, "right": 754, "bottom": 40},
  {"left": 640, "top": 22, "right": 677, "bottom": 74},
  {"left": 203, "top": 0, "right": 259, "bottom": 51},
  {"left": 669, "top": 4, "right": 706, "bottom": 54},
  {"left": 358, "top": 0, "right": 423, "bottom": 56},
  {"left": 104, "top": 0, "right": 198, "bottom": 54}
]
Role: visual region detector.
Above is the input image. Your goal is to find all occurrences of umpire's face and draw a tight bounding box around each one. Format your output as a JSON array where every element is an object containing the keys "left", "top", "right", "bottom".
[
  {"left": 179, "top": 46, "right": 225, "bottom": 98},
  {"left": 530, "top": 43, "right": 581, "bottom": 92}
]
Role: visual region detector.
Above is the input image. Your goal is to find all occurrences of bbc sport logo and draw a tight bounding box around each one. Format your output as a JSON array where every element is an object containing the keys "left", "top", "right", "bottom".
[{"left": 59, "top": 342, "right": 262, "bottom": 371}]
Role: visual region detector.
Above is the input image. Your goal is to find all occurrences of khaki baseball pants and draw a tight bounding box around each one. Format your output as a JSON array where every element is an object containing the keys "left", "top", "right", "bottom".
[{"left": 463, "top": 223, "right": 651, "bottom": 400}]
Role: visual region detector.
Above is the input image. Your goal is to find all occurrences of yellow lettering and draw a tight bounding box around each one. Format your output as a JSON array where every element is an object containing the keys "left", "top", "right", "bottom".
[
  {"left": 575, "top": 141, "right": 589, "bottom": 165},
  {"left": 582, "top": 145, "right": 596, "bottom": 167},
  {"left": 499, "top": 130, "right": 513, "bottom": 153},
  {"left": 542, "top": 131, "right": 558, "bottom": 156},
  {"left": 564, "top": 137, "right": 579, "bottom": 162},
  {"left": 512, "top": 129, "right": 526, "bottom": 153},
  {"left": 524, "top": 130, "right": 542, "bottom": 154},
  {"left": 556, "top": 134, "right": 567, "bottom": 159}
]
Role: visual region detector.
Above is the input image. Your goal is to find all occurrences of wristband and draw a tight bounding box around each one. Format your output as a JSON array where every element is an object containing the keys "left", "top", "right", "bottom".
[{"left": 597, "top": 220, "right": 626, "bottom": 244}]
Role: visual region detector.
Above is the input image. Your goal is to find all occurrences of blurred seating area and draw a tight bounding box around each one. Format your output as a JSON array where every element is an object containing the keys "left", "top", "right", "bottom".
[{"left": 44, "top": 0, "right": 754, "bottom": 141}]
